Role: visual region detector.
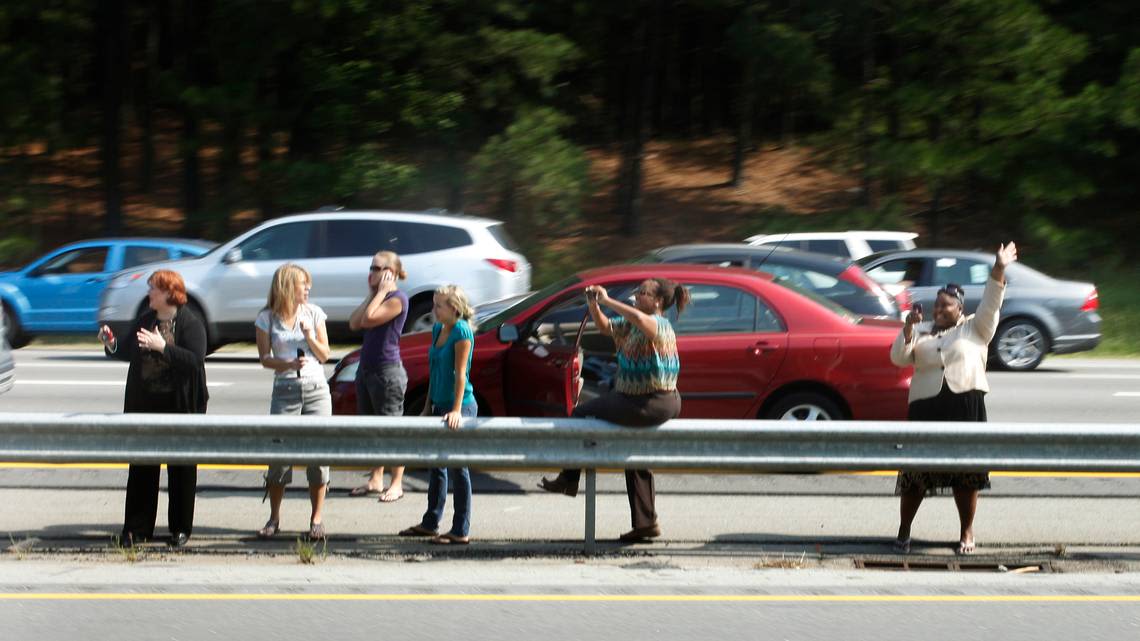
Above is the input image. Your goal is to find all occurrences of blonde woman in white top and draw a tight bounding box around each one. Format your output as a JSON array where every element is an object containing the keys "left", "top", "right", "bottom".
[
  {"left": 889, "top": 242, "right": 1017, "bottom": 555},
  {"left": 254, "top": 263, "right": 332, "bottom": 541}
]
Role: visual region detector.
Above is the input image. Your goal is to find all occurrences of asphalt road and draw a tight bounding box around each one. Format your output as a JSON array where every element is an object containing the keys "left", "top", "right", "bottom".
[
  {"left": 4, "top": 563, "right": 1140, "bottom": 641},
  {"left": 4, "top": 349, "right": 1139, "bottom": 420}
]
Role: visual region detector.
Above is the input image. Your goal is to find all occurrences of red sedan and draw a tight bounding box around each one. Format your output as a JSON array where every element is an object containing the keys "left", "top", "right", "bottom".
[{"left": 328, "top": 264, "right": 911, "bottom": 420}]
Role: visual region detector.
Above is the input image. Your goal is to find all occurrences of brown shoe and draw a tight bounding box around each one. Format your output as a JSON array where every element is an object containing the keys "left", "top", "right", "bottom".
[
  {"left": 537, "top": 475, "right": 578, "bottom": 498},
  {"left": 619, "top": 524, "right": 662, "bottom": 543}
]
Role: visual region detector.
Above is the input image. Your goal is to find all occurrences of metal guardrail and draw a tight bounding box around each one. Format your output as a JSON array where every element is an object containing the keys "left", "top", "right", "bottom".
[{"left": 3, "top": 412, "right": 1140, "bottom": 553}]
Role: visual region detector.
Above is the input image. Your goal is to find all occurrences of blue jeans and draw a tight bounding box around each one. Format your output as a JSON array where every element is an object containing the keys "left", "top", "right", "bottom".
[{"left": 420, "top": 402, "right": 477, "bottom": 537}]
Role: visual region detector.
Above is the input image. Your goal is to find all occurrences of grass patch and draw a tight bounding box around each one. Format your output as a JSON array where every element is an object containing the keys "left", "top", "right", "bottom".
[{"left": 294, "top": 536, "right": 327, "bottom": 564}]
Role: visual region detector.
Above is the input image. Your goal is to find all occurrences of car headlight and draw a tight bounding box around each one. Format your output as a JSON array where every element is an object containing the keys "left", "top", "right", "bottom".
[{"left": 107, "top": 271, "right": 147, "bottom": 289}]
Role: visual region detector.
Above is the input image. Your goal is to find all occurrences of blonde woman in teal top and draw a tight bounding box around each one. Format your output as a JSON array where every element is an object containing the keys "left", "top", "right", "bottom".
[{"left": 398, "top": 285, "right": 477, "bottom": 544}]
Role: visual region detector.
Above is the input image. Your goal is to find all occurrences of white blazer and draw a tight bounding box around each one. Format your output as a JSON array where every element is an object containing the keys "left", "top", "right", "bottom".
[{"left": 890, "top": 277, "right": 1006, "bottom": 403}]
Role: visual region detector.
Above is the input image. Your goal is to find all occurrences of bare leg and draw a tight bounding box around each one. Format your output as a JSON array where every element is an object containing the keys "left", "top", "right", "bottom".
[
  {"left": 897, "top": 490, "right": 924, "bottom": 542},
  {"left": 309, "top": 483, "right": 326, "bottom": 525},
  {"left": 267, "top": 484, "right": 285, "bottom": 524},
  {"left": 952, "top": 487, "right": 979, "bottom": 552},
  {"left": 379, "top": 466, "right": 405, "bottom": 502}
]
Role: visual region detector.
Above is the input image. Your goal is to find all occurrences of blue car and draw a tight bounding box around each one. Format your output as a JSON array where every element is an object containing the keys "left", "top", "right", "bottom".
[{"left": 0, "top": 237, "right": 216, "bottom": 347}]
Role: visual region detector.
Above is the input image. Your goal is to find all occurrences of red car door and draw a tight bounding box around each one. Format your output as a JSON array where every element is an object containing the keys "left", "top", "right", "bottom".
[
  {"left": 671, "top": 283, "right": 788, "bottom": 418},
  {"left": 503, "top": 295, "right": 588, "bottom": 417}
]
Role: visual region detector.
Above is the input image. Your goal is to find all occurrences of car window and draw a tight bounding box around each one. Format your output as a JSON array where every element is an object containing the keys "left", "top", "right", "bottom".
[
  {"left": 487, "top": 223, "right": 520, "bottom": 252},
  {"left": 667, "top": 284, "right": 780, "bottom": 334},
  {"left": 771, "top": 278, "right": 861, "bottom": 323},
  {"left": 760, "top": 264, "right": 859, "bottom": 300},
  {"left": 528, "top": 284, "right": 635, "bottom": 347},
  {"left": 867, "top": 239, "right": 905, "bottom": 253},
  {"left": 324, "top": 219, "right": 390, "bottom": 258},
  {"left": 932, "top": 257, "right": 990, "bottom": 286},
  {"left": 237, "top": 221, "right": 319, "bottom": 261},
  {"left": 35, "top": 247, "right": 110, "bottom": 275},
  {"left": 385, "top": 221, "right": 472, "bottom": 255},
  {"left": 121, "top": 246, "right": 170, "bottom": 269},
  {"left": 477, "top": 276, "right": 580, "bottom": 334},
  {"left": 773, "top": 240, "right": 802, "bottom": 251},
  {"left": 864, "top": 257, "right": 926, "bottom": 287},
  {"left": 805, "top": 239, "right": 847, "bottom": 256}
]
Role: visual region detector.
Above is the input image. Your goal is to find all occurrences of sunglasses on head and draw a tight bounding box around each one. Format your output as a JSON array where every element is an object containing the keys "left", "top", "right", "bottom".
[{"left": 938, "top": 283, "right": 965, "bottom": 302}]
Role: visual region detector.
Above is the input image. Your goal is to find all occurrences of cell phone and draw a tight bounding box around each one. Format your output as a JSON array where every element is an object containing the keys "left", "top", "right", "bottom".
[
  {"left": 912, "top": 303, "right": 923, "bottom": 315},
  {"left": 296, "top": 348, "right": 304, "bottom": 378},
  {"left": 586, "top": 289, "right": 598, "bottom": 302}
]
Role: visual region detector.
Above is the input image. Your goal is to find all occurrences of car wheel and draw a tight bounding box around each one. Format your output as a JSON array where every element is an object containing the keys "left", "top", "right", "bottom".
[
  {"left": 2, "top": 303, "right": 30, "bottom": 349},
  {"left": 765, "top": 392, "right": 844, "bottom": 421},
  {"left": 405, "top": 299, "right": 434, "bottom": 334},
  {"left": 993, "top": 319, "right": 1048, "bottom": 371}
]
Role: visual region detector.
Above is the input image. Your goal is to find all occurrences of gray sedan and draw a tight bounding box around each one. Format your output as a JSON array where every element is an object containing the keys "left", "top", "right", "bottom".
[{"left": 856, "top": 249, "right": 1101, "bottom": 371}]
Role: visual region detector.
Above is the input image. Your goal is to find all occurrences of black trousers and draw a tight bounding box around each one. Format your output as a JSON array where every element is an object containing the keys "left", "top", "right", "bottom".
[
  {"left": 123, "top": 463, "right": 197, "bottom": 539},
  {"left": 558, "top": 389, "right": 682, "bottom": 529},
  {"left": 123, "top": 397, "right": 199, "bottom": 539}
]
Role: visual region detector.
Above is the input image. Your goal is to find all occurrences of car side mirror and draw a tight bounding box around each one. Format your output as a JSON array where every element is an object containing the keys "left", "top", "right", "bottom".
[
  {"left": 498, "top": 323, "right": 520, "bottom": 343},
  {"left": 222, "top": 248, "right": 243, "bottom": 264}
]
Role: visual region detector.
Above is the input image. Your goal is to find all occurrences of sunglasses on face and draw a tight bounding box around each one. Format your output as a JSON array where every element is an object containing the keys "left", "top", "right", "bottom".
[{"left": 369, "top": 265, "right": 390, "bottom": 273}]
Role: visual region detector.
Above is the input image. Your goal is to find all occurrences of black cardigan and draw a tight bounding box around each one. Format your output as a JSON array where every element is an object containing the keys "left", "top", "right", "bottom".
[{"left": 112, "top": 306, "right": 209, "bottom": 414}]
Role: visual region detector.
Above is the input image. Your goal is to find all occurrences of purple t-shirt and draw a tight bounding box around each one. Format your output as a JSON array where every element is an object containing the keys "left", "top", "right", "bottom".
[{"left": 360, "top": 290, "right": 409, "bottom": 369}]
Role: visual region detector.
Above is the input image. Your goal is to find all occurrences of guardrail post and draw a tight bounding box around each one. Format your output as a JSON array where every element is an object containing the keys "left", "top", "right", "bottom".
[{"left": 584, "top": 468, "right": 596, "bottom": 555}]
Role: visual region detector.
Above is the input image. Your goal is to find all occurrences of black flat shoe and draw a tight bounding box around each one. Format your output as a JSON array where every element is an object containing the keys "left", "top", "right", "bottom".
[
  {"left": 538, "top": 476, "right": 578, "bottom": 498},
  {"left": 120, "top": 531, "right": 150, "bottom": 547},
  {"left": 619, "top": 524, "right": 662, "bottom": 543},
  {"left": 169, "top": 532, "right": 190, "bottom": 548}
]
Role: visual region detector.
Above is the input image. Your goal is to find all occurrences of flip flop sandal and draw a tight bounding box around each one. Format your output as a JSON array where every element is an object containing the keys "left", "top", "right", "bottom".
[
  {"left": 256, "top": 520, "right": 280, "bottom": 539},
  {"left": 308, "top": 522, "right": 326, "bottom": 541},
  {"left": 398, "top": 524, "right": 438, "bottom": 537},
  {"left": 349, "top": 486, "right": 381, "bottom": 497},
  {"left": 377, "top": 488, "right": 404, "bottom": 503}
]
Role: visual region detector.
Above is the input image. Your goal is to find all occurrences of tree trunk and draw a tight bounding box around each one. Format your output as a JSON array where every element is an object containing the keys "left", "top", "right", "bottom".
[
  {"left": 179, "top": 0, "right": 206, "bottom": 237},
  {"left": 731, "top": 44, "right": 756, "bottom": 187},
  {"left": 857, "top": 3, "right": 877, "bottom": 208},
  {"left": 616, "top": 1, "right": 659, "bottom": 237},
  {"left": 135, "top": 1, "right": 162, "bottom": 195},
  {"left": 97, "top": 0, "right": 127, "bottom": 235}
]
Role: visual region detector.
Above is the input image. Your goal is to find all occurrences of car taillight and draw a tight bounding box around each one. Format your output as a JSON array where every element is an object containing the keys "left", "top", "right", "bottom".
[
  {"left": 1081, "top": 288, "right": 1099, "bottom": 312},
  {"left": 486, "top": 258, "right": 518, "bottom": 273},
  {"left": 895, "top": 289, "right": 912, "bottom": 312}
]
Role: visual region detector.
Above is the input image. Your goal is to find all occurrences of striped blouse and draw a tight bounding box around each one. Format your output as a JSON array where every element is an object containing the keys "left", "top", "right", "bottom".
[{"left": 611, "top": 315, "right": 680, "bottom": 395}]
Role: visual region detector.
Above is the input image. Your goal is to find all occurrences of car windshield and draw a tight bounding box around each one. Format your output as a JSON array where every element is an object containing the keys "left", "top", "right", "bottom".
[
  {"left": 770, "top": 277, "right": 862, "bottom": 323},
  {"left": 476, "top": 275, "right": 581, "bottom": 333}
]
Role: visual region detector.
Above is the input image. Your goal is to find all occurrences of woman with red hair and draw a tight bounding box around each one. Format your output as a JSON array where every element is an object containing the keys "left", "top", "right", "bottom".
[{"left": 98, "top": 269, "right": 209, "bottom": 548}]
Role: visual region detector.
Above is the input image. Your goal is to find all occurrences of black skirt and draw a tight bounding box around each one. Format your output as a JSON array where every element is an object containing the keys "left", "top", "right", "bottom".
[{"left": 895, "top": 381, "right": 991, "bottom": 496}]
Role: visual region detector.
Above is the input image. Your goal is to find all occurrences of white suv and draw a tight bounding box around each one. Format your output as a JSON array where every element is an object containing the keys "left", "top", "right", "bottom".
[
  {"left": 744, "top": 231, "right": 917, "bottom": 260},
  {"left": 98, "top": 210, "right": 531, "bottom": 348}
]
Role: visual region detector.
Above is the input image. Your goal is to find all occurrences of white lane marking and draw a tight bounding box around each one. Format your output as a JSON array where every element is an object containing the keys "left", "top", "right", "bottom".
[
  {"left": 1064, "top": 374, "right": 1140, "bottom": 381},
  {"left": 1052, "top": 362, "right": 1140, "bottom": 370},
  {"left": 16, "top": 380, "right": 233, "bottom": 387},
  {"left": 1114, "top": 392, "right": 1140, "bottom": 397}
]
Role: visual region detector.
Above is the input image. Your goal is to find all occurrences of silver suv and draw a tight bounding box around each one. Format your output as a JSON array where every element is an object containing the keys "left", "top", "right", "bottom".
[
  {"left": 97, "top": 210, "right": 531, "bottom": 349},
  {"left": 0, "top": 312, "right": 13, "bottom": 395}
]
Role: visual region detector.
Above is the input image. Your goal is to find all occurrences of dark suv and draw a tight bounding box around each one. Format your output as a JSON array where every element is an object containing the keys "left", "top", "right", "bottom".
[{"left": 638, "top": 244, "right": 900, "bottom": 318}]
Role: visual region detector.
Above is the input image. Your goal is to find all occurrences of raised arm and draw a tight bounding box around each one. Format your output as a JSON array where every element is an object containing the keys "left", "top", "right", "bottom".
[
  {"left": 592, "top": 286, "right": 658, "bottom": 339},
  {"left": 972, "top": 242, "right": 1015, "bottom": 344}
]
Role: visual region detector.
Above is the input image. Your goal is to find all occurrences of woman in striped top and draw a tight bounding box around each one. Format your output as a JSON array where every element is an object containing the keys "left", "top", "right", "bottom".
[{"left": 539, "top": 277, "right": 690, "bottom": 543}]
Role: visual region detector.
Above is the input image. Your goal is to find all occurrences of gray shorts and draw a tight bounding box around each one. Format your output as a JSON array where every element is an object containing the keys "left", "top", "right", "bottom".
[
  {"left": 356, "top": 363, "right": 408, "bottom": 417},
  {"left": 267, "top": 378, "right": 331, "bottom": 487}
]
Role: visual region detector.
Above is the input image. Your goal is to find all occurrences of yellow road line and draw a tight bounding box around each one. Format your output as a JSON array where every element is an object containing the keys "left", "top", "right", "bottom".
[{"left": 1, "top": 593, "right": 1140, "bottom": 602}]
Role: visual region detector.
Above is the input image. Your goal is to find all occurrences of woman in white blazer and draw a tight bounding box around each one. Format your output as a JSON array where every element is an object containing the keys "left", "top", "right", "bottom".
[{"left": 889, "top": 242, "right": 1018, "bottom": 555}]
